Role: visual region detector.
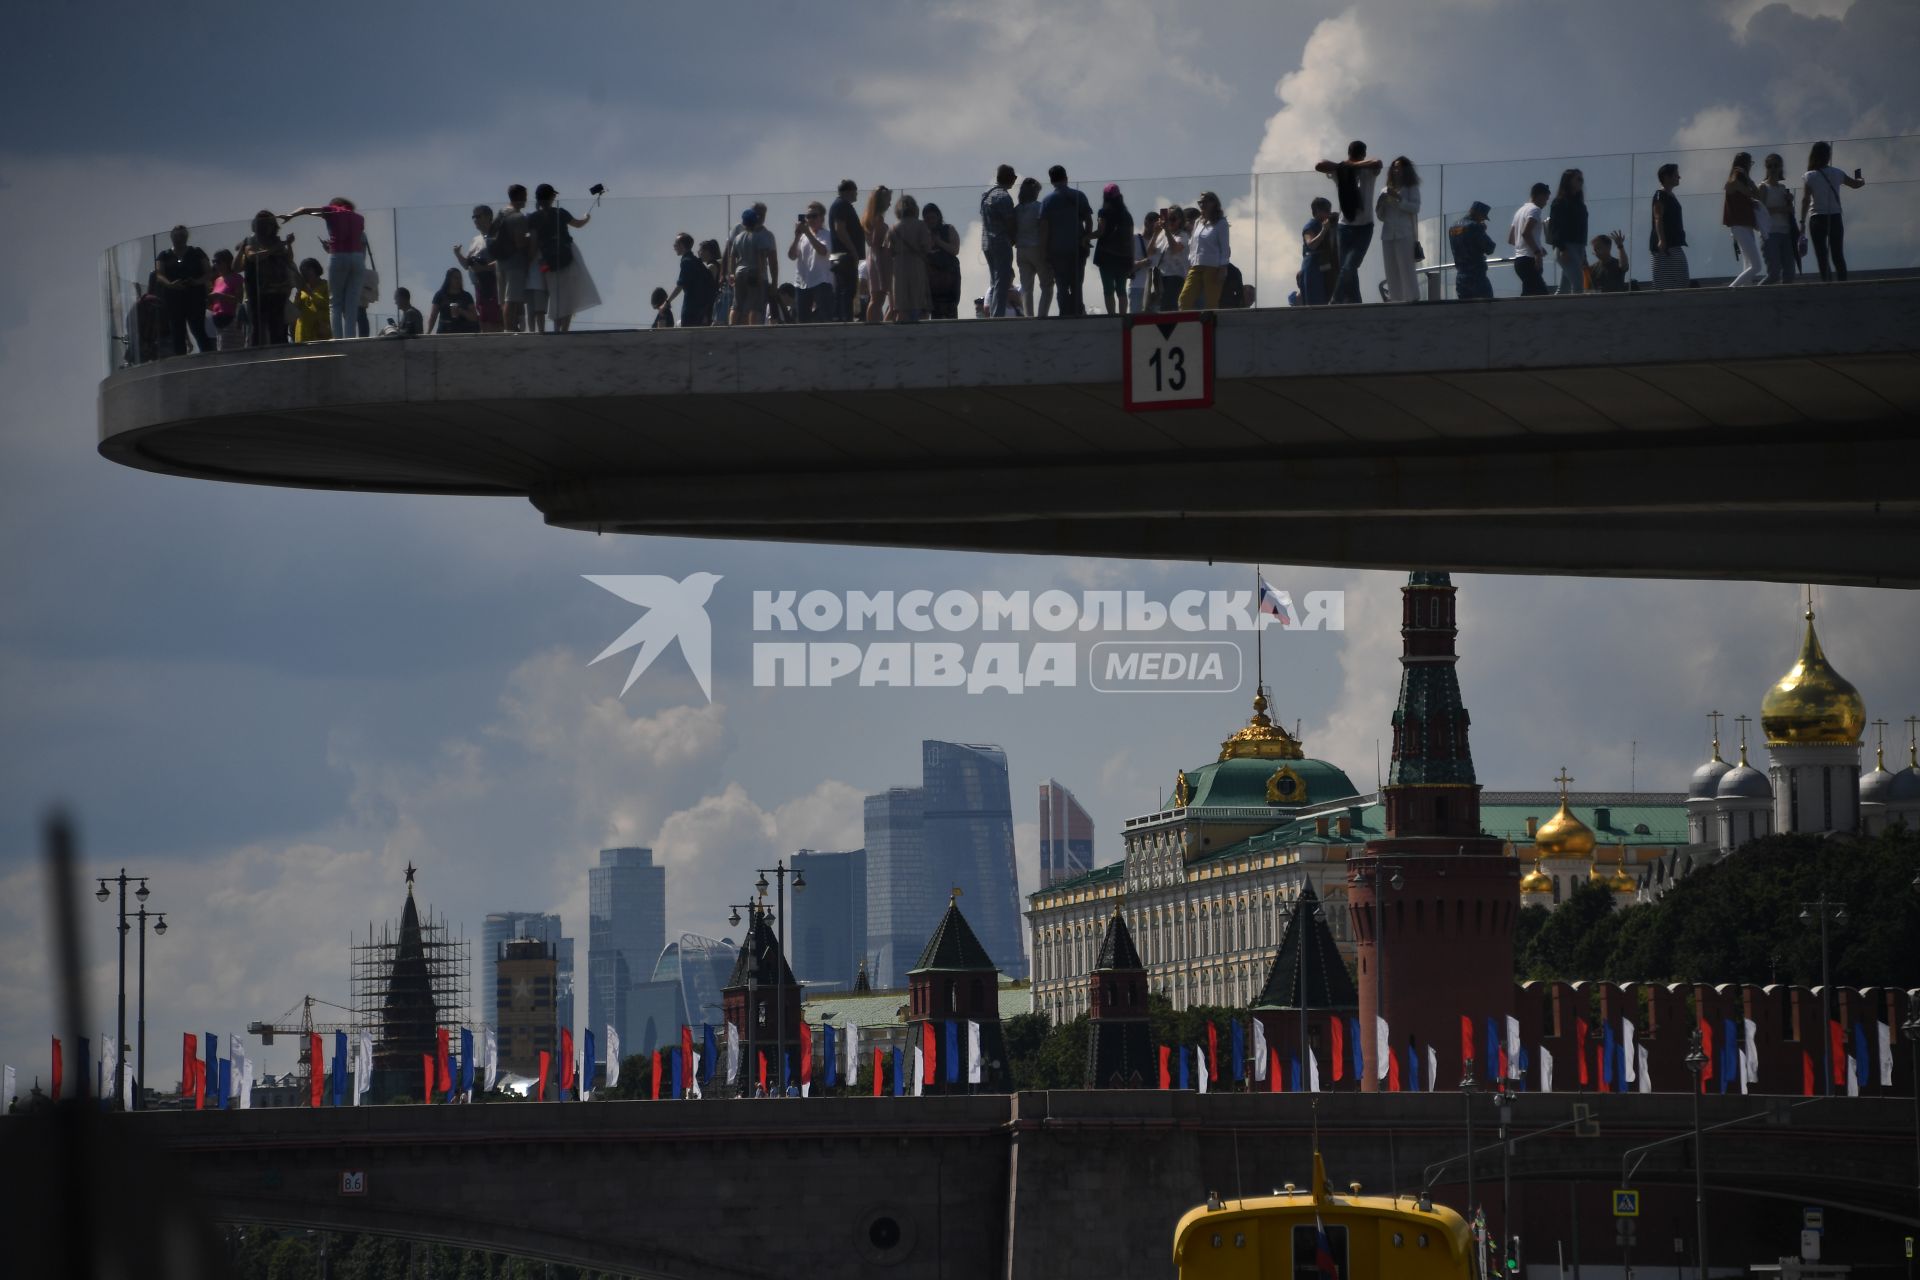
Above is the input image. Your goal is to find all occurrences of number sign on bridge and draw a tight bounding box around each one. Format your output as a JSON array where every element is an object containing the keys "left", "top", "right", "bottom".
[{"left": 1122, "top": 312, "right": 1215, "bottom": 412}]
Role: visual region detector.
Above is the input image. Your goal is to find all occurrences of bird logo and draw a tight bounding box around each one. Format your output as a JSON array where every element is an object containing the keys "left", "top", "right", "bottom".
[{"left": 584, "top": 572, "right": 723, "bottom": 701}]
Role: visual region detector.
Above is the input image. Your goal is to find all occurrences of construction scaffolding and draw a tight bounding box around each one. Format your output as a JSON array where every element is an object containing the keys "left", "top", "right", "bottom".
[{"left": 348, "top": 884, "right": 470, "bottom": 1074}]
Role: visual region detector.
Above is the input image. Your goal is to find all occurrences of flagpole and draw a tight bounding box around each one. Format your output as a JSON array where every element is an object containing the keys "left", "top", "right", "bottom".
[{"left": 1254, "top": 565, "right": 1264, "bottom": 698}]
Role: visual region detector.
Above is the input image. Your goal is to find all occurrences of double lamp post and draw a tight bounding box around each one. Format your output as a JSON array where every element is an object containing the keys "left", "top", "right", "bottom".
[{"left": 95, "top": 870, "right": 167, "bottom": 1109}]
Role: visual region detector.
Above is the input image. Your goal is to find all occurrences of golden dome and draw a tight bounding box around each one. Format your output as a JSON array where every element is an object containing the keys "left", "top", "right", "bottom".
[
  {"left": 1219, "top": 691, "right": 1305, "bottom": 761},
  {"left": 1589, "top": 861, "right": 1637, "bottom": 893},
  {"left": 1534, "top": 799, "right": 1596, "bottom": 858},
  {"left": 1761, "top": 609, "right": 1865, "bottom": 746},
  {"left": 1519, "top": 867, "right": 1554, "bottom": 896}
]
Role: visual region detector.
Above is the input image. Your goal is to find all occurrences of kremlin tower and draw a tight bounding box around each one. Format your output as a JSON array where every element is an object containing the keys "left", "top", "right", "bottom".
[{"left": 1351, "top": 571, "right": 1517, "bottom": 1092}]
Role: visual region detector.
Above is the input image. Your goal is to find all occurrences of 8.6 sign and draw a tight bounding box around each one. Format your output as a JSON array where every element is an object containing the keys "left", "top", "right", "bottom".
[{"left": 1122, "top": 312, "right": 1215, "bottom": 412}]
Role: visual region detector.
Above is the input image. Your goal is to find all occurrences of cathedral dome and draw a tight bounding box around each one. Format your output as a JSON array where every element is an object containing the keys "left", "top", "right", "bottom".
[
  {"left": 1761, "top": 610, "right": 1865, "bottom": 746},
  {"left": 1519, "top": 867, "right": 1554, "bottom": 896},
  {"left": 1534, "top": 800, "right": 1596, "bottom": 858},
  {"left": 1688, "top": 748, "right": 1732, "bottom": 800},
  {"left": 1888, "top": 767, "right": 1920, "bottom": 803},
  {"left": 1716, "top": 747, "right": 1772, "bottom": 800},
  {"left": 1861, "top": 750, "right": 1895, "bottom": 805},
  {"left": 1589, "top": 861, "right": 1637, "bottom": 893}
]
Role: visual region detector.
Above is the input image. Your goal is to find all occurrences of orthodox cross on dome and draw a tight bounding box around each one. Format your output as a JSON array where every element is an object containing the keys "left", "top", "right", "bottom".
[
  {"left": 1707, "top": 709, "right": 1724, "bottom": 757},
  {"left": 1908, "top": 715, "right": 1920, "bottom": 765},
  {"left": 1872, "top": 718, "right": 1890, "bottom": 766},
  {"left": 1553, "top": 767, "right": 1573, "bottom": 799},
  {"left": 1734, "top": 714, "right": 1753, "bottom": 762}
]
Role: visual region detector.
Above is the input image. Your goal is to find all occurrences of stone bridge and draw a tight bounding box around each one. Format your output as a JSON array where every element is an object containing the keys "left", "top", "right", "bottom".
[
  {"left": 135, "top": 1090, "right": 1920, "bottom": 1279},
  {"left": 98, "top": 279, "right": 1920, "bottom": 588}
]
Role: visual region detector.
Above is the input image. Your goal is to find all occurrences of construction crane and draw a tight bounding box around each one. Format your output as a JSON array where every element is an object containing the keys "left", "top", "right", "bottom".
[{"left": 246, "top": 994, "right": 355, "bottom": 1079}]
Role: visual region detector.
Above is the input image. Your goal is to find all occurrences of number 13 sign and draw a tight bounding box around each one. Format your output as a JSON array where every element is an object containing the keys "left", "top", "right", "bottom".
[{"left": 1122, "top": 311, "right": 1215, "bottom": 412}]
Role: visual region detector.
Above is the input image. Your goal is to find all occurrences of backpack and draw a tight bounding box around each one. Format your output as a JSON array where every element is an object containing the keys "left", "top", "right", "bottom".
[
  {"left": 485, "top": 219, "right": 520, "bottom": 264},
  {"left": 980, "top": 186, "right": 1015, "bottom": 241},
  {"left": 532, "top": 208, "right": 574, "bottom": 273}
]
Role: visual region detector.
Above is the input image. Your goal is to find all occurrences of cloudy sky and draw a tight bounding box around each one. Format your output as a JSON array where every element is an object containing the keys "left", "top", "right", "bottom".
[{"left": 3, "top": 0, "right": 1916, "bottom": 1086}]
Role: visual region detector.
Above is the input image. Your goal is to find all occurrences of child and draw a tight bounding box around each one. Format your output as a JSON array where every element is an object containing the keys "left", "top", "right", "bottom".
[
  {"left": 1585, "top": 230, "right": 1629, "bottom": 293},
  {"left": 651, "top": 287, "right": 675, "bottom": 329}
]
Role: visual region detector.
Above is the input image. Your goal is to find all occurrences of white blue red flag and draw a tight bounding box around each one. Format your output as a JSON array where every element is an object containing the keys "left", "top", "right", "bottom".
[
  {"left": 1257, "top": 574, "right": 1292, "bottom": 627},
  {"left": 1314, "top": 1215, "right": 1339, "bottom": 1278}
]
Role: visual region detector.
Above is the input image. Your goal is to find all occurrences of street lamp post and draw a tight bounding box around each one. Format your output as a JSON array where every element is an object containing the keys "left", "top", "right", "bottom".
[
  {"left": 1283, "top": 894, "right": 1324, "bottom": 1087},
  {"left": 1903, "top": 1008, "right": 1920, "bottom": 1229},
  {"left": 132, "top": 905, "right": 166, "bottom": 1110},
  {"left": 1686, "top": 1029, "right": 1710, "bottom": 1280},
  {"left": 751, "top": 860, "right": 806, "bottom": 1092},
  {"left": 1351, "top": 860, "right": 1405, "bottom": 1090},
  {"left": 1798, "top": 894, "right": 1847, "bottom": 1097},
  {"left": 1495, "top": 1086, "right": 1513, "bottom": 1271},
  {"left": 95, "top": 870, "right": 150, "bottom": 1108},
  {"left": 1461, "top": 1058, "right": 1477, "bottom": 1228},
  {"left": 725, "top": 901, "right": 763, "bottom": 1096}
]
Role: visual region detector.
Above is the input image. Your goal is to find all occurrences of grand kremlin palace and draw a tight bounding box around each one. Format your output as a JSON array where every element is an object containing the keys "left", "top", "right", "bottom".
[{"left": 1027, "top": 577, "right": 1920, "bottom": 1027}]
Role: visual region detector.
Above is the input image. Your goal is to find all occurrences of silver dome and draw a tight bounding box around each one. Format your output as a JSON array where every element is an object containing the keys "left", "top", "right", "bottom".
[
  {"left": 1689, "top": 755, "right": 1733, "bottom": 800},
  {"left": 1716, "top": 762, "right": 1772, "bottom": 800},
  {"left": 1861, "top": 764, "right": 1895, "bottom": 805},
  {"left": 1886, "top": 766, "right": 1920, "bottom": 803}
]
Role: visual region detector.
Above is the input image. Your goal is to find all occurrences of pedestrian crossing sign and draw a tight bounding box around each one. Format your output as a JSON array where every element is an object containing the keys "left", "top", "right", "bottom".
[{"left": 1612, "top": 1190, "right": 1640, "bottom": 1217}]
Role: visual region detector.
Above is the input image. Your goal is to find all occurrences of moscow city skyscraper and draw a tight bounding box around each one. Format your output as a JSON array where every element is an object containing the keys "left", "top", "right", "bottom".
[
  {"left": 1038, "top": 779, "right": 1095, "bottom": 889},
  {"left": 865, "top": 741, "right": 1025, "bottom": 989},
  {"left": 481, "top": 911, "right": 573, "bottom": 1034},
  {"left": 790, "top": 847, "right": 867, "bottom": 991},
  {"left": 587, "top": 847, "right": 666, "bottom": 1054}
]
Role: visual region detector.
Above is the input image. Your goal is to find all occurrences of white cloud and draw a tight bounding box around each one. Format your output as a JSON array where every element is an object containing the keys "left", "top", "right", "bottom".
[{"left": 1673, "top": 105, "right": 1755, "bottom": 150}]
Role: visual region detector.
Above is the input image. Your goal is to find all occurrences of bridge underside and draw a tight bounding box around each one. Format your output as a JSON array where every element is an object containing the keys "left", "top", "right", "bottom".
[
  {"left": 119, "top": 1092, "right": 1920, "bottom": 1279},
  {"left": 98, "top": 280, "right": 1920, "bottom": 586}
]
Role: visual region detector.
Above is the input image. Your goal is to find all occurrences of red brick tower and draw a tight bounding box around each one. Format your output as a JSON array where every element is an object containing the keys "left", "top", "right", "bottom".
[
  {"left": 908, "top": 893, "right": 1008, "bottom": 1093},
  {"left": 1352, "top": 571, "right": 1518, "bottom": 1093},
  {"left": 1085, "top": 910, "right": 1153, "bottom": 1088}
]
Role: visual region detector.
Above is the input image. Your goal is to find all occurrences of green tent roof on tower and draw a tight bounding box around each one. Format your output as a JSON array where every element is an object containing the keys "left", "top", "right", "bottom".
[
  {"left": 1094, "top": 910, "right": 1143, "bottom": 971},
  {"left": 910, "top": 896, "right": 999, "bottom": 974},
  {"left": 725, "top": 909, "right": 799, "bottom": 990},
  {"left": 1252, "top": 883, "right": 1357, "bottom": 1012}
]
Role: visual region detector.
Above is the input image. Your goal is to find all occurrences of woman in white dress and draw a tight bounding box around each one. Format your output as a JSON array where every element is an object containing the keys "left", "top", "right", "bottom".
[
  {"left": 529, "top": 182, "right": 602, "bottom": 332},
  {"left": 1376, "top": 156, "right": 1422, "bottom": 303}
]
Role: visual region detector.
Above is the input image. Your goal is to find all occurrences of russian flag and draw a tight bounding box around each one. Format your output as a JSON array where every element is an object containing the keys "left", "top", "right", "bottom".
[
  {"left": 1313, "top": 1215, "right": 1339, "bottom": 1278},
  {"left": 1257, "top": 573, "right": 1292, "bottom": 627}
]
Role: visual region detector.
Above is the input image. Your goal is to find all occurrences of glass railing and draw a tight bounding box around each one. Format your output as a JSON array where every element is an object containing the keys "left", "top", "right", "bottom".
[{"left": 101, "top": 134, "right": 1918, "bottom": 371}]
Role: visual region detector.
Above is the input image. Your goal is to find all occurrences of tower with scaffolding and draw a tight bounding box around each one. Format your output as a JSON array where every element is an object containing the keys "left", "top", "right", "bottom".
[{"left": 349, "top": 862, "right": 470, "bottom": 1087}]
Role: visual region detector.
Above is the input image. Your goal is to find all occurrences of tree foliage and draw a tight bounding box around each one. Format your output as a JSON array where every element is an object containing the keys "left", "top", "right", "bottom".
[{"left": 1519, "top": 827, "right": 1920, "bottom": 986}]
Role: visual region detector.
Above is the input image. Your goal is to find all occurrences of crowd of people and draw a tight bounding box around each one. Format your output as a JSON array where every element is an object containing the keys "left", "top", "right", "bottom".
[{"left": 125, "top": 141, "right": 1872, "bottom": 361}]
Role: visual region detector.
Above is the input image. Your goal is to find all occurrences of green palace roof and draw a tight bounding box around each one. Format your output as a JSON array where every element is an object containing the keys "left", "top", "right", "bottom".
[{"left": 1182, "top": 756, "right": 1362, "bottom": 810}]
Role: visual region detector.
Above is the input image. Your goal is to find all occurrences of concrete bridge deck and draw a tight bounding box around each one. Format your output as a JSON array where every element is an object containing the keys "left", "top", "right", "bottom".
[
  {"left": 106, "top": 1090, "right": 1920, "bottom": 1279},
  {"left": 98, "top": 279, "right": 1920, "bottom": 586}
]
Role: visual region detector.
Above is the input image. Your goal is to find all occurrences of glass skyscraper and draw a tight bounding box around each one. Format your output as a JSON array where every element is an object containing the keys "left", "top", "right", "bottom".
[
  {"left": 790, "top": 848, "right": 866, "bottom": 991},
  {"left": 480, "top": 911, "right": 573, "bottom": 1033},
  {"left": 587, "top": 847, "right": 666, "bottom": 1054},
  {"left": 865, "top": 741, "right": 1025, "bottom": 989},
  {"left": 1038, "top": 779, "right": 1096, "bottom": 888}
]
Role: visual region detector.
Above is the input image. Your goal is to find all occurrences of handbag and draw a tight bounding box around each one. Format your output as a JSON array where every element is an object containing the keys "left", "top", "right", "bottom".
[{"left": 360, "top": 245, "right": 381, "bottom": 307}]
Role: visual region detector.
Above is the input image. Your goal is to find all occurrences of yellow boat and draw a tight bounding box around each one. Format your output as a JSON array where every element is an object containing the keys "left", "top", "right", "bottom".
[{"left": 1173, "top": 1151, "right": 1475, "bottom": 1278}]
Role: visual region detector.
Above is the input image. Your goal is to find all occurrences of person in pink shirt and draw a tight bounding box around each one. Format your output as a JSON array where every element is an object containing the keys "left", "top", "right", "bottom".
[
  {"left": 281, "top": 197, "right": 368, "bottom": 340},
  {"left": 206, "top": 249, "right": 245, "bottom": 350}
]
